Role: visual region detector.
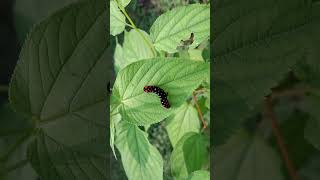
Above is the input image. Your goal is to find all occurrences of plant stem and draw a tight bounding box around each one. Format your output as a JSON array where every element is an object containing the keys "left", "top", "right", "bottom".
[
  {"left": 192, "top": 91, "right": 207, "bottom": 130},
  {"left": 115, "top": 0, "right": 157, "bottom": 56},
  {"left": 0, "top": 85, "right": 8, "bottom": 93},
  {"left": 264, "top": 96, "right": 300, "bottom": 180}
]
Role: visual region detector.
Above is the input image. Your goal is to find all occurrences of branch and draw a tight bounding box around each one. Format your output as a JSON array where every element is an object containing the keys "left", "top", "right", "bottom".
[
  {"left": 114, "top": 0, "right": 157, "bottom": 56},
  {"left": 264, "top": 96, "right": 300, "bottom": 180},
  {"left": 192, "top": 91, "right": 207, "bottom": 130}
]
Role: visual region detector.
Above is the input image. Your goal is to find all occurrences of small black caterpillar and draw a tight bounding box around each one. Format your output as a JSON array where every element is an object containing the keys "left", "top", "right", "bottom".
[{"left": 144, "top": 86, "right": 171, "bottom": 109}]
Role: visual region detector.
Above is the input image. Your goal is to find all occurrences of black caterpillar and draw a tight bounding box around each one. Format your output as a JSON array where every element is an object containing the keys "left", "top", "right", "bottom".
[{"left": 144, "top": 86, "right": 170, "bottom": 109}]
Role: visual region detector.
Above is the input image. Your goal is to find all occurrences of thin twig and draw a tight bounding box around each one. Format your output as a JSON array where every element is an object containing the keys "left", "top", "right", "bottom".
[
  {"left": 115, "top": 0, "right": 157, "bottom": 56},
  {"left": 264, "top": 96, "right": 300, "bottom": 180},
  {"left": 192, "top": 91, "right": 207, "bottom": 130}
]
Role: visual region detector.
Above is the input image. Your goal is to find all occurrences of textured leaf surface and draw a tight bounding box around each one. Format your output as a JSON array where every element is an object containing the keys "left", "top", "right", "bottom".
[
  {"left": 186, "top": 170, "right": 210, "bottom": 180},
  {"left": 212, "top": 81, "right": 250, "bottom": 146},
  {"left": 115, "top": 121, "right": 163, "bottom": 180},
  {"left": 118, "top": 0, "right": 131, "bottom": 7},
  {"left": 110, "top": 0, "right": 126, "bottom": 36},
  {"left": 115, "top": 29, "right": 155, "bottom": 71},
  {"left": 111, "top": 58, "right": 209, "bottom": 125},
  {"left": 183, "top": 133, "right": 209, "bottom": 174},
  {"left": 212, "top": 0, "right": 320, "bottom": 146},
  {"left": 170, "top": 132, "right": 209, "bottom": 179},
  {"left": 213, "top": 131, "right": 284, "bottom": 180},
  {"left": 9, "top": 0, "right": 111, "bottom": 179},
  {"left": 165, "top": 102, "right": 200, "bottom": 147},
  {"left": 0, "top": 104, "right": 38, "bottom": 180},
  {"left": 14, "top": 0, "right": 78, "bottom": 42},
  {"left": 114, "top": 40, "right": 125, "bottom": 73},
  {"left": 150, "top": 4, "right": 210, "bottom": 53}
]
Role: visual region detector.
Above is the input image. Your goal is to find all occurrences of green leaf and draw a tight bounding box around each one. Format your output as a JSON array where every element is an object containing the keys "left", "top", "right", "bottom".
[
  {"left": 118, "top": 0, "right": 131, "bottom": 7},
  {"left": 213, "top": 0, "right": 320, "bottom": 108},
  {"left": 186, "top": 170, "right": 210, "bottom": 180},
  {"left": 110, "top": 112, "right": 122, "bottom": 160},
  {"left": 9, "top": 0, "right": 111, "bottom": 179},
  {"left": 0, "top": 104, "right": 38, "bottom": 180},
  {"left": 170, "top": 132, "right": 209, "bottom": 179},
  {"left": 110, "top": 0, "right": 126, "bottom": 36},
  {"left": 213, "top": 131, "right": 284, "bottom": 180},
  {"left": 188, "top": 49, "right": 204, "bottom": 61},
  {"left": 114, "top": 40, "right": 125, "bottom": 73},
  {"left": 212, "top": 0, "right": 320, "bottom": 146},
  {"left": 213, "top": 81, "right": 249, "bottom": 146},
  {"left": 150, "top": 4, "right": 210, "bottom": 53},
  {"left": 291, "top": 2, "right": 320, "bottom": 89},
  {"left": 115, "top": 29, "right": 154, "bottom": 69},
  {"left": 165, "top": 102, "right": 200, "bottom": 147},
  {"left": 183, "top": 133, "right": 209, "bottom": 173},
  {"left": 111, "top": 58, "right": 209, "bottom": 125},
  {"left": 13, "top": 0, "right": 78, "bottom": 42},
  {"left": 115, "top": 121, "right": 163, "bottom": 180}
]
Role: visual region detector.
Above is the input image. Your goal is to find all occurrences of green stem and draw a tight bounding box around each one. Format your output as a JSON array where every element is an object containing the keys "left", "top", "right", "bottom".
[{"left": 115, "top": 0, "right": 157, "bottom": 56}]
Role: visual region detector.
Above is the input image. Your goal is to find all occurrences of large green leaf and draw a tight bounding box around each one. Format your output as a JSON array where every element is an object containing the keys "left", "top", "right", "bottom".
[
  {"left": 212, "top": 0, "right": 320, "bottom": 146},
  {"left": 9, "top": 0, "right": 111, "bottom": 179},
  {"left": 115, "top": 121, "right": 163, "bottom": 180},
  {"left": 110, "top": 0, "right": 126, "bottom": 36},
  {"left": 0, "top": 104, "right": 38, "bottom": 180},
  {"left": 170, "top": 132, "right": 209, "bottom": 179},
  {"left": 114, "top": 40, "right": 125, "bottom": 73},
  {"left": 117, "top": 0, "right": 131, "bottom": 7},
  {"left": 150, "top": 4, "right": 210, "bottom": 53},
  {"left": 14, "top": 0, "right": 78, "bottom": 42},
  {"left": 115, "top": 29, "right": 155, "bottom": 71},
  {"left": 111, "top": 58, "right": 209, "bottom": 125},
  {"left": 165, "top": 102, "right": 200, "bottom": 147},
  {"left": 212, "top": 81, "right": 250, "bottom": 146},
  {"left": 213, "top": 131, "right": 284, "bottom": 180}
]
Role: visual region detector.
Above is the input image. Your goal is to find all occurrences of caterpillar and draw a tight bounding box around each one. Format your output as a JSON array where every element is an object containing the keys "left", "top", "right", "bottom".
[{"left": 144, "top": 86, "right": 171, "bottom": 109}]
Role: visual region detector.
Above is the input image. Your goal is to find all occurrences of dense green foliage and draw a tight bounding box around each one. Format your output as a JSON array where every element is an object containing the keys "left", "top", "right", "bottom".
[
  {"left": 213, "top": 0, "right": 320, "bottom": 179},
  {"left": 111, "top": 0, "right": 210, "bottom": 179},
  {"left": 2, "top": 0, "right": 110, "bottom": 179}
]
